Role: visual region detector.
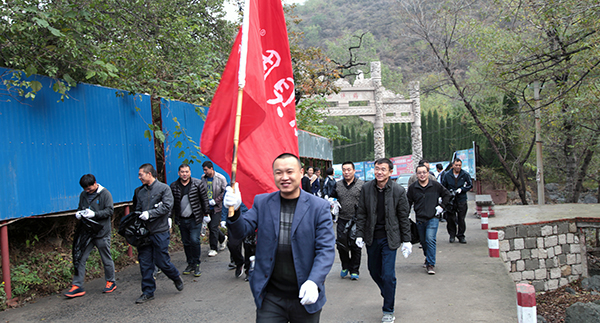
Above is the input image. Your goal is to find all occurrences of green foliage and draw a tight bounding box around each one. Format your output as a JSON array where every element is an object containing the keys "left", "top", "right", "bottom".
[
  {"left": 296, "top": 96, "right": 346, "bottom": 140},
  {"left": 11, "top": 264, "right": 44, "bottom": 296}
]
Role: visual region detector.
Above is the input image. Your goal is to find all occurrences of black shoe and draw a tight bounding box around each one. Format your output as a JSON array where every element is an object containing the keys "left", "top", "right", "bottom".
[
  {"left": 235, "top": 265, "right": 244, "bottom": 278},
  {"left": 136, "top": 294, "right": 154, "bottom": 304},
  {"left": 244, "top": 274, "right": 249, "bottom": 282},
  {"left": 174, "top": 277, "right": 184, "bottom": 291},
  {"left": 182, "top": 265, "right": 194, "bottom": 275},
  {"left": 458, "top": 237, "right": 467, "bottom": 244},
  {"left": 193, "top": 264, "right": 201, "bottom": 277},
  {"left": 228, "top": 262, "right": 236, "bottom": 270},
  {"left": 449, "top": 237, "right": 455, "bottom": 243}
]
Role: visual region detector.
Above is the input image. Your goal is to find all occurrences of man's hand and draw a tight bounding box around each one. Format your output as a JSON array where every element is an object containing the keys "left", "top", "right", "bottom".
[
  {"left": 220, "top": 221, "right": 226, "bottom": 228},
  {"left": 299, "top": 280, "right": 319, "bottom": 305},
  {"left": 203, "top": 215, "right": 211, "bottom": 224},
  {"left": 83, "top": 209, "right": 95, "bottom": 218},
  {"left": 456, "top": 188, "right": 462, "bottom": 194},
  {"left": 435, "top": 206, "right": 444, "bottom": 216},
  {"left": 209, "top": 199, "right": 216, "bottom": 206},
  {"left": 355, "top": 237, "right": 364, "bottom": 248},
  {"left": 223, "top": 183, "right": 242, "bottom": 211},
  {"left": 139, "top": 211, "right": 150, "bottom": 221},
  {"left": 401, "top": 242, "right": 412, "bottom": 258}
]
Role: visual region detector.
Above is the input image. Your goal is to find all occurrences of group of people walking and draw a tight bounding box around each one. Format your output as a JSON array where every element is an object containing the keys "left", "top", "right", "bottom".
[{"left": 65, "top": 153, "right": 472, "bottom": 323}]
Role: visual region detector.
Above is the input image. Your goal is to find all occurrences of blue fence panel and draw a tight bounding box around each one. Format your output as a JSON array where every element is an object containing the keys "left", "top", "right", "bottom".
[
  {"left": 0, "top": 68, "right": 155, "bottom": 220},
  {"left": 161, "top": 99, "right": 230, "bottom": 186}
]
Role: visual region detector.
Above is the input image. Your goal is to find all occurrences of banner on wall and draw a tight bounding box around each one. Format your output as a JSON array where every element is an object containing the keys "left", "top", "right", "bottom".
[
  {"left": 364, "top": 161, "right": 375, "bottom": 181},
  {"left": 333, "top": 164, "right": 343, "bottom": 181},
  {"left": 355, "top": 162, "right": 365, "bottom": 180},
  {"left": 390, "top": 155, "right": 414, "bottom": 177}
]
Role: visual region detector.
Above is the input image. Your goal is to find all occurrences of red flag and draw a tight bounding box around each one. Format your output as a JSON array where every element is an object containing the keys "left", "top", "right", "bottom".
[{"left": 201, "top": 0, "right": 299, "bottom": 207}]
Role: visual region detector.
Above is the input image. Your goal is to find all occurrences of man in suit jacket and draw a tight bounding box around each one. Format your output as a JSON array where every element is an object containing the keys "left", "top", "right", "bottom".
[{"left": 224, "top": 153, "right": 335, "bottom": 322}]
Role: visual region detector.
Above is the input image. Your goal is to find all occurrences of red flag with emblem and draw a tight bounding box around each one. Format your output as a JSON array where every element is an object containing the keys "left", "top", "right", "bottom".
[{"left": 200, "top": 0, "right": 298, "bottom": 207}]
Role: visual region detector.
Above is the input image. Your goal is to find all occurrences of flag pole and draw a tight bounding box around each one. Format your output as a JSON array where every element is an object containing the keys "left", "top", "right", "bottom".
[{"left": 228, "top": 0, "right": 251, "bottom": 218}]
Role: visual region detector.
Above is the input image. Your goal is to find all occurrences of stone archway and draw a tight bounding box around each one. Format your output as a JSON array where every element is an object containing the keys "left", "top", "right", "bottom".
[{"left": 325, "top": 61, "right": 422, "bottom": 162}]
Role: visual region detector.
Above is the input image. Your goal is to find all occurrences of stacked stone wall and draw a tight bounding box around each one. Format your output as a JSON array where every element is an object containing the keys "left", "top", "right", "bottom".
[{"left": 497, "top": 221, "right": 586, "bottom": 292}]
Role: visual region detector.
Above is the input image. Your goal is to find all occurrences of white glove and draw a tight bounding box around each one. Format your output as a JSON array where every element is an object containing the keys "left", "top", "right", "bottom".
[
  {"left": 75, "top": 211, "right": 83, "bottom": 220},
  {"left": 401, "top": 242, "right": 412, "bottom": 258},
  {"left": 438, "top": 197, "right": 442, "bottom": 204},
  {"left": 435, "top": 206, "right": 444, "bottom": 216},
  {"left": 168, "top": 218, "right": 172, "bottom": 228},
  {"left": 83, "top": 209, "right": 95, "bottom": 218},
  {"left": 324, "top": 195, "right": 329, "bottom": 200},
  {"left": 299, "top": 280, "right": 319, "bottom": 305},
  {"left": 456, "top": 188, "right": 462, "bottom": 194},
  {"left": 203, "top": 215, "right": 211, "bottom": 224},
  {"left": 139, "top": 211, "right": 150, "bottom": 221},
  {"left": 220, "top": 221, "right": 226, "bottom": 228},
  {"left": 355, "top": 237, "right": 364, "bottom": 248},
  {"left": 209, "top": 199, "right": 216, "bottom": 206},
  {"left": 223, "top": 183, "right": 242, "bottom": 210}
]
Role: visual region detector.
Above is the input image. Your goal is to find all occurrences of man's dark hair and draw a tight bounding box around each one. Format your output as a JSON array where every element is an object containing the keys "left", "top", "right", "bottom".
[
  {"left": 436, "top": 163, "right": 443, "bottom": 171},
  {"left": 326, "top": 167, "right": 334, "bottom": 176},
  {"left": 418, "top": 159, "right": 429, "bottom": 165},
  {"left": 79, "top": 174, "right": 96, "bottom": 188},
  {"left": 202, "top": 161, "right": 214, "bottom": 169},
  {"left": 341, "top": 161, "right": 355, "bottom": 170},
  {"left": 139, "top": 163, "right": 157, "bottom": 178},
  {"left": 453, "top": 158, "right": 463, "bottom": 165},
  {"left": 178, "top": 164, "right": 190, "bottom": 171},
  {"left": 272, "top": 153, "right": 302, "bottom": 168},
  {"left": 306, "top": 166, "right": 314, "bottom": 172},
  {"left": 374, "top": 158, "right": 393, "bottom": 171}
]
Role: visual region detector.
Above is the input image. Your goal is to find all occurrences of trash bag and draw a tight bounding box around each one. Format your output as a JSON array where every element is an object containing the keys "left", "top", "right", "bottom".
[
  {"left": 80, "top": 217, "right": 103, "bottom": 234},
  {"left": 72, "top": 224, "right": 94, "bottom": 276},
  {"left": 409, "top": 219, "right": 420, "bottom": 244},
  {"left": 118, "top": 211, "right": 150, "bottom": 247}
]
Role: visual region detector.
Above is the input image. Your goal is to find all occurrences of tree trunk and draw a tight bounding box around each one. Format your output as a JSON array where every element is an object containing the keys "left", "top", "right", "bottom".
[{"left": 573, "top": 134, "right": 599, "bottom": 202}]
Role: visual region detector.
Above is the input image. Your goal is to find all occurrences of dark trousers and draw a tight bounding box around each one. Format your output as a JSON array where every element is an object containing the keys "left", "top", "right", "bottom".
[
  {"left": 228, "top": 233, "right": 244, "bottom": 267},
  {"left": 72, "top": 234, "right": 115, "bottom": 287},
  {"left": 179, "top": 217, "right": 202, "bottom": 266},
  {"left": 336, "top": 219, "right": 361, "bottom": 274},
  {"left": 366, "top": 238, "right": 397, "bottom": 314},
  {"left": 138, "top": 231, "right": 180, "bottom": 296},
  {"left": 208, "top": 214, "right": 226, "bottom": 250},
  {"left": 256, "top": 292, "right": 321, "bottom": 323},
  {"left": 447, "top": 201, "right": 468, "bottom": 239}
]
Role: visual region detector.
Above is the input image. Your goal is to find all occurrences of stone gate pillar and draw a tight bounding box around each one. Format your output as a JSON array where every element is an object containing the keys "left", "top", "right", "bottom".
[
  {"left": 409, "top": 81, "right": 423, "bottom": 164},
  {"left": 372, "top": 62, "right": 385, "bottom": 159}
]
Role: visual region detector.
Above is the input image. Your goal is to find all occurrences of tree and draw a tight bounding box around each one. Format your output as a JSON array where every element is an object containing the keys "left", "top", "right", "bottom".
[{"left": 397, "top": 0, "right": 536, "bottom": 204}]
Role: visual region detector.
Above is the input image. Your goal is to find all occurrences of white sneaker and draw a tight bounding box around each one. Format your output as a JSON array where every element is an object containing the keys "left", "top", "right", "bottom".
[
  {"left": 219, "top": 236, "right": 228, "bottom": 251},
  {"left": 208, "top": 250, "right": 218, "bottom": 257},
  {"left": 382, "top": 313, "right": 395, "bottom": 323}
]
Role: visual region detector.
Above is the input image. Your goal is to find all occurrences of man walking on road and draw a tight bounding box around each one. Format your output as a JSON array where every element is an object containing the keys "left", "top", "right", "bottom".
[
  {"left": 441, "top": 158, "right": 473, "bottom": 244},
  {"left": 331, "top": 161, "right": 364, "bottom": 280},
  {"left": 224, "top": 153, "right": 335, "bottom": 322},
  {"left": 65, "top": 174, "right": 116, "bottom": 298},
  {"left": 201, "top": 161, "right": 228, "bottom": 257},
  {"left": 134, "top": 163, "right": 183, "bottom": 304},
  {"left": 407, "top": 165, "right": 451, "bottom": 275},
  {"left": 355, "top": 158, "right": 412, "bottom": 323},
  {"left": 170, "top": 164, "right": 210, "bottom": 277}
]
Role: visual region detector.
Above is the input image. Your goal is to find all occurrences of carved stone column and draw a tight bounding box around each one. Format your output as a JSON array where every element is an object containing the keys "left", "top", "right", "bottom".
[
  {"left": 409, "top": 81, "right": 422, "bottom": 163},
  {"left": 372, "top": 62, "right": 385, "bottom": 160}
]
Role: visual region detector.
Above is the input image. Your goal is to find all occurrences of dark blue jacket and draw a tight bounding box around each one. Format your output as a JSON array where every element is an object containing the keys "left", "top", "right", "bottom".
[
  {"left": 228, "top": 190, "right": 335, "bottom": 314},
  {"left": 441, "top": 169, "right": 473, "bottom": 203}
]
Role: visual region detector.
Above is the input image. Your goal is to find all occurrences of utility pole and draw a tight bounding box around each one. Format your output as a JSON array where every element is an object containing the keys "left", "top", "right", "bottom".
[{"left": 534, "top": 81, "right": 545, "bottom": 205}]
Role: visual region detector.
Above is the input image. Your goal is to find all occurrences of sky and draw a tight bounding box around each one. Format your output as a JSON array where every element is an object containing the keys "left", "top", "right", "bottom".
[{"left": 223, "top": 0, "right": 306, "bottom": 21}]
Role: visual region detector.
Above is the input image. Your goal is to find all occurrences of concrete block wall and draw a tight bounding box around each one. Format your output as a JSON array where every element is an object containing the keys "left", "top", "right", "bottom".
[{"left": 496, "top": 220, "right": 586, "bottom": 292}]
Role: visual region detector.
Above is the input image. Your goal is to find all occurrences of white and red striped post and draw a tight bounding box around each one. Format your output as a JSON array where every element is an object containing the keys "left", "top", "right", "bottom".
[
  {"left": 488, "top": 230, "right": 499, "bottom": 257},
  {"left": 516, "top": 283, "right": 536, "bottom": 323},
  {"left": 488, "top": 205, "right": 495, "bottom": 216},
  {"left": 481, "top": 211, "right": 489, "bottom": 230}
]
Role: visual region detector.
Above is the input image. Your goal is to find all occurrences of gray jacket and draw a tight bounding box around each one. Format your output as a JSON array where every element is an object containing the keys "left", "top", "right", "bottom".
[
  {"left": 201, "top": 171, "right": 227, "bottom": 215},
  {"left": 355, "top": 179, "right": 411, "bottom": 250},
  {"left": 77, "top": 184, "right": 113, "bottom": 238},
  {"left": 134, "top": 179, "right": 174, "bottom": 234}
]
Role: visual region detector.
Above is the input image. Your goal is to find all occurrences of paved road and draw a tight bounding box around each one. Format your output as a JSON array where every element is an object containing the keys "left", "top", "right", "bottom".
[{"left": 0, "top": 201, "right": 517, "bottom": 322}]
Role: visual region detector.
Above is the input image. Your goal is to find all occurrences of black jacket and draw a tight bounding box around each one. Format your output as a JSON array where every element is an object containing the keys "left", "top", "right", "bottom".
[
  {"left": 170, "top": 177, "right": 210, "bottom": 225},
  {"left": 441, "top": 169, "right": 473, "bottom": 203},
  {"left": 355, "top": 179, "right": 411, "bottom": 250},
  {"left": 134, "top": 179, "right": 173, "bottom": 234},
  {"left": 321, "top": 176, "right": 337, "bottom": 199},
  {"left": 407, "top": 180, "right": 451, "bottom": 222}
]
